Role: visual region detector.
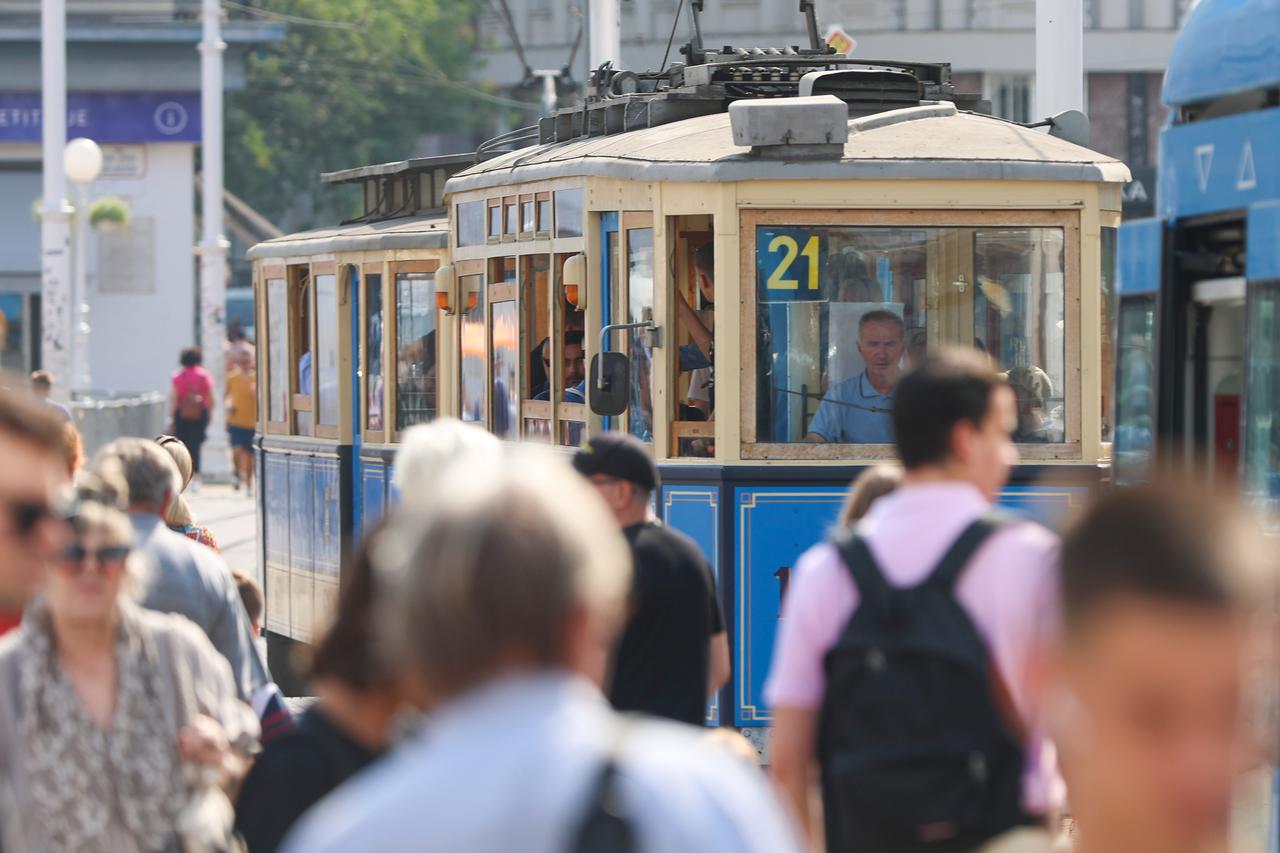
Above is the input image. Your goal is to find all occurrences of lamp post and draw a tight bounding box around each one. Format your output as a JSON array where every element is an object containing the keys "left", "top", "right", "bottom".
[
  {"left": 40, "top": 0, "right": 73, "bottom": 399},
  {"left": 64, "top": 137, "right": 102, "bottom": 396}
]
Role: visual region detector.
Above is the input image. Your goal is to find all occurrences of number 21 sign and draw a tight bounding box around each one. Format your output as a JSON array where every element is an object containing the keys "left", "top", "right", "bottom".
[{"left": 757, "top": 227, "right": 826, "bottom": 302}]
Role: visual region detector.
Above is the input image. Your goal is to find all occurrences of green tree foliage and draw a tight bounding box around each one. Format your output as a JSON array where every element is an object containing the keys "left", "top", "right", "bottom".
[{"left": 226, "top": 0, "right": 511, "bottom": 230}]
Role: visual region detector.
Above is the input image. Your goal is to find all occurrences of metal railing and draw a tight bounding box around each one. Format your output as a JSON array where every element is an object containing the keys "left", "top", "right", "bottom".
[{"left": 70, "top": 391, "right": 167, "bottom": 460}]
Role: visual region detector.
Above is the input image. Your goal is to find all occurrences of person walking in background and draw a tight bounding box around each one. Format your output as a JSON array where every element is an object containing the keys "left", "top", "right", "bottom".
[
  {"left": 282, "top": 451, "right": 799, "bottom": 853},
  {"left": 29, "top": 370, "right": 71, "bottom": 422},
  {"left": 0, "top": 475, "right": 258, "bottom": 853},
  {"left": 232, "top": 569, "right": 293, "bottom": 746},
  {"left": 768, "top": 349, "right": 1060, "bottom": 851},
  {"left": 236, "top": 520, "right": 406, "bottom": 853},
  {"left": 0, "top": 391, "right": 71, "bottom": 637},
  {"left": 836, "top": 463, "right": 902, "bottom": 529},
  {"left": 155, "top": 434, "right": 219, "bottom": 552},
  {"left": 572, "top": 433, "right": 729, "bottom": 726},
  {"left": 226, "top": 348, "right": 257, "bottom": 492},
  {"left": 169, "top": 347, "right": 213, "bottom": 489},
  {"left": 92, "top": 438, "right": 268, "bottom": 703},
  {"left": 1040, "top": 485, "right": 1270, "bottom": 853}
]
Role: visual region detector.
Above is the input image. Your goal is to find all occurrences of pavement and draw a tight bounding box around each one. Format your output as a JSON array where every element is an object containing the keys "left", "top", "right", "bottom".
[{"left": 185, "top": 482, "right": 261, "bottom": 588}]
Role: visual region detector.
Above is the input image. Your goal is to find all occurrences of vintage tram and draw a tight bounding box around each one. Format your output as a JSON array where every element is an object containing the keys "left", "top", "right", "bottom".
[{"left": 249, "top": 41, "right": 1128, "bottom": 732}]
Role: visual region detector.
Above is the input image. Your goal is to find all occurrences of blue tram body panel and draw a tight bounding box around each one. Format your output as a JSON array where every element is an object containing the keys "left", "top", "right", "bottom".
[
  {"left": 1158, "top": 108, "right": 1280, "bottom": 221},
  {"left": 361, "top": 459, "right": 388, "bottom": 529}
]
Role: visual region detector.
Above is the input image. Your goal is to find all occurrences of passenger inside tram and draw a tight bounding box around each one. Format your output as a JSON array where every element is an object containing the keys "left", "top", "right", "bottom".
[
  {"left": 806, "top": 311, "right": 904, "bottom": 444},
  {"left": 532, "top": 332, "right": 585, "bottom": 401},
  {"left": 1005, "top": 365, "right": 1059, "bottom": 443}
]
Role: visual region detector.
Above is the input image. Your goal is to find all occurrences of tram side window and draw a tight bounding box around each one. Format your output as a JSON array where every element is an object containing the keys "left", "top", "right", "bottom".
[
  {"left": 289, "top": 266, "right": 313, "bottom": 435},
  {"left": 1114, "top": 295, "right": 1156, "bottom": 484},
  {"left": 457, "top": 201, "right": 484, "bottom": 248},
  {"left": 266, "top": 277, "right": 287, "bottom": 424},
  {"left": 626, "top": 228, "right": 655, "bottom": 444},
  {"left": 1244, "top": 282, "right": 1280, "bottom": 531},
  {"left": 554, "top": 253, "right": 587, "bottom": 447},
  {"left": 1100, "top": 227, "right": 1118, "bottom": 443},
  {"left": 672, "top": 223, "right": 716, "bottom": 458},
  {"left": 365, "top": 273, "right": 384, "bottom": 433},
  {"left": 555, "top": 189, "right": 583, "bottom": 238},
  {"left": 395, "top": 271, "right": 437, "bottom": 431},
  {"left": 315, "top": 273, "right": 339, "bottom": 428},
  {"left": 459, "top": 273, "right": 487, "bottom": 426},
  {"left": 521, "top": 255, "right": 552, "bottom": 442},
  {"left": 753, "top": 224, "right": 1067, "bottom": 447}
]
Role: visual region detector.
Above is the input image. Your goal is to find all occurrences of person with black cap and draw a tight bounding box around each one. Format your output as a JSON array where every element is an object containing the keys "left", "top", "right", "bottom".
[{"left": 573, "top": 432, "right": 729, "bottom": 726}]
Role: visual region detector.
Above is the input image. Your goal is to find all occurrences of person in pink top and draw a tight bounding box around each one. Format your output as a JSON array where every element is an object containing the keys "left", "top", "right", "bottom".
[
  {"left": 168, "top": 346, "right": 214, "bottom": 487},
  {"left": 767, "top": 348, "right": 1061, "bottom": 850}
]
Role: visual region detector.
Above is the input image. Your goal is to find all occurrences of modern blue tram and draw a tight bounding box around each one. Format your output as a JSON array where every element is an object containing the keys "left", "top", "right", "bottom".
[{"left": 250, "top": 38, "right": 1128, "bottom": 734}]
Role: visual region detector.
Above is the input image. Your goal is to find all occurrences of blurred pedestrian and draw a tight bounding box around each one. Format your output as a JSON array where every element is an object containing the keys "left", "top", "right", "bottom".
[
  {"left": 226, "top": 348, "right": 257, "bottom": 492},
  {"left": 236, "top": 520, "right": 404, "bottom": 852},
  {"left": 282, "top": 451, "right": 800, "bottom": 853},
  {"left": 169, "top": 347, "right": 213, "bottom": 488},
  {"left": 768, "top": 349, "right": 1060, "bottom": 851},
  {"left": 155, "top": 434, "right": 220, "bottom": 552},
  {"left": 836, "top": 463, "right": 902, "bottom": 529},
  {"left": 0, "top": 475, "right": 258, "bottom": 853},
  {"left": 61, "top": 421, "right": 84, "bottom": 478},
  {"left": 391, "top": 417, "right": 501, "bottom": 509},
  {"left": 226, "top": 323, "right": 256, "bottom": 374},
  {"left": 572, "top": 433, "right": 728, "bottom": 726},
  {"left": 93, "top": 438, "right": 267, "bottom": 702},
  {"left": 1042, "top": 485, "right": 1269, "bottom": 853},
  {"left": 0, "top": 391, "right": 71, "bottom": 636},
  {"left": 29, "top": 370, "right": 71, "bottom": 422},
  {"left": 232, "top": 569, "right": 293, "bottom": 746}
]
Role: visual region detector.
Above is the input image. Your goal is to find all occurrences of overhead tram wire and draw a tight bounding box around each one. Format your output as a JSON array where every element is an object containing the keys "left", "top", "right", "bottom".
[
  {"left": 489, "top": 0, "right": 533, "bottom": 77},
  {"left": 221, "top": 0, "right": 361, "bottom": 30}
]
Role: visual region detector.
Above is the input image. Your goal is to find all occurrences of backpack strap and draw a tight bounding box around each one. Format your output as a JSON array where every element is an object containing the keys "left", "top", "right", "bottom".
[
  {"left": 831, "top": 529, "right": 895, "bottom": 610},
  {"left": 925, "top": 513, "right": 1012, "bottom": 591}
]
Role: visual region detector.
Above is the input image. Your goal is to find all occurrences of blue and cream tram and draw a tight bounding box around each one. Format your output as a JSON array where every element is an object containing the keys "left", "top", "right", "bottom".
[{"left": 250, "top": 43, "right": 1128, "bottom": 731}]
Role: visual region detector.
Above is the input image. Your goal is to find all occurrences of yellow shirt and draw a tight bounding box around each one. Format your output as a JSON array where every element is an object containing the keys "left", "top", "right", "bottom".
[{"left": 226, "top": 368, "right": 257, "bottom": 429}]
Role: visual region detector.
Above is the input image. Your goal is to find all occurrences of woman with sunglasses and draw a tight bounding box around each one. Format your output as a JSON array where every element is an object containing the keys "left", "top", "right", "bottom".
[{"left": 0, "top": 475, "right": 259, "bottom": 853}]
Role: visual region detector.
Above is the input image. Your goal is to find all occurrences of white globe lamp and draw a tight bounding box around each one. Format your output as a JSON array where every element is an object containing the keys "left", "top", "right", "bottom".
[{"left": 64, "top": 137, "right": 103, "bottom": 185}]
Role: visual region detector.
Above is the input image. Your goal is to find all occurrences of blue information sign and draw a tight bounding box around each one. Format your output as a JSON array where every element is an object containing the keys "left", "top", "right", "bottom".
[
  {"left": 757, "top": 227, "right": 827, "bottom": 302},
  {"left": 0, "top": 92, "right": 201, "bottom": 143}
]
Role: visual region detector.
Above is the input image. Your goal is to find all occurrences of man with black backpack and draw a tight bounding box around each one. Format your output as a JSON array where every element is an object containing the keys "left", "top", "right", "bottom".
[{"left": 767, "top": 348, "right": 1061, "bottom": 852}]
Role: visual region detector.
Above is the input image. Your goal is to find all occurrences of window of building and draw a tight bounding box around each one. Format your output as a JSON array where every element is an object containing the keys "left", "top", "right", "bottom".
[
  {"left": 751, "top": 219, "right": 1070, "bottom": 451},
  {"left": 457, "top": 201, "right": 485, "bottom": 247},
  {"left": 555, "top": 189, "right": 584, "bottom": 238},
  {"left": 364, "top": 271, "right": 385, "bottom": 435},
  {"left": 266, "top": 276, "right": 287, "bottom": 427},
  {"left": 459, "top": 273, "right": 487, "bottom": 426},
  {"left": 988, "top": 74, "right": 1033, "bottom": 123},
  {"left": 395, "top": 269, "right": 437, "bottom": 431},
  {"left": 314, "top": 272, "right": 340, "bottom": 432}
]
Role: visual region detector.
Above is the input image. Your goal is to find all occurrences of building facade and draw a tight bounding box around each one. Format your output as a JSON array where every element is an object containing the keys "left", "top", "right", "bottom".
[
  {"left": 477, "top": 0, "right": 1185, "bottom": 216},
  {"left": 0, "top": 1, "right": 279, "bottom": 393}
]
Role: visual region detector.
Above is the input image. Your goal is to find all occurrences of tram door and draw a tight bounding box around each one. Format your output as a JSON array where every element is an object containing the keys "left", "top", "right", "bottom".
[{"left": 1184, "top": 277, "right": 1245, "bottom": 485}]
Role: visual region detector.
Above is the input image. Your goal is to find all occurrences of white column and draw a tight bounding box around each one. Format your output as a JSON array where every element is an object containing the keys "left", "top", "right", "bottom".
[
  {"left": 198, "top": 0, "right": 231, "bottom": 479},
  {"left": 73, "top": 181, "right": 89, "bottom": 391},
  {"left": 1035, "top": 0, "right": 1085, "bottom": 119},
  {"left": 40, "top": 0, "right": 73, "bottom": 399},
  {"left": 588, "top": 0, "right": 621, "bottom": 71}
]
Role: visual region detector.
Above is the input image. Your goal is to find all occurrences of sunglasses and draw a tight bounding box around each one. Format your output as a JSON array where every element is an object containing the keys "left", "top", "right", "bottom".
[
  {"left": 63, "top": 543, "right": 130, "bottom": 566},
  {"left": 7, "top": 500, "right": 52, "bottom": 536}
]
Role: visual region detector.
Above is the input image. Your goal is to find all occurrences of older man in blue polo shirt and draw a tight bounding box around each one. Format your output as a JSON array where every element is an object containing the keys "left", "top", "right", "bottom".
[{"left": 806, "top": 310, "right": 905, "bottom": 443}]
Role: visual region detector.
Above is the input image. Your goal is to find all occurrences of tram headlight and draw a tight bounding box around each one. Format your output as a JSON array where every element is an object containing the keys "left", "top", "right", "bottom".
[
  {"left": 435, "top": 263, "right": 457, "bottom": 314},
  {"left": 563, "top": 253, "right": 588, "bottom": 310}
]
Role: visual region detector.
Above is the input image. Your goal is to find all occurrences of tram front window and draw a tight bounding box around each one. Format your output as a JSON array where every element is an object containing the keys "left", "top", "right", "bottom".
[
  {"left": 1114, "top": 295, "right": 1156, "bottom": 484},
  {"left": 1244, "top": 281, "right": 1280, "bottom": 530},
  {"left": 754, "top": 223, "right": 1067, "bottom": 447}
]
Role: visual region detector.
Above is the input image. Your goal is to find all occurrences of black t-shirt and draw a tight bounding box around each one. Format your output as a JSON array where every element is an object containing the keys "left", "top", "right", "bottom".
[
  {"left": 235, "top": 706, "right": 382, "bottom": 852},
  {"left": 608, "top": 521, "right": 725, "bottom": 726}
]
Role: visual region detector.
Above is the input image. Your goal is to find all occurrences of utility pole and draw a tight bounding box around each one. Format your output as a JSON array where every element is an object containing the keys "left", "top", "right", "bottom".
[
  {"left": 1035, "top": 0, "right": 1084, "bottom": 120},
  {"left": 40, "top": 0, "right": 73, "bottom": 399},
  {"left": 199, "top": 0, "right": 231, "bottom": 479},
  {"left": 588, "top": 0, "right": 621, "bottom": 72}
]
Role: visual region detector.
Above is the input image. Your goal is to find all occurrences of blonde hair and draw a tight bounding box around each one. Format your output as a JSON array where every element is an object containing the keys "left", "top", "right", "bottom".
[
  {"left": 837, "top": 464, "right": 903, "bottom": 529},
  {"left": 379, "top": 448, "right": 631, "bottom": 700}
]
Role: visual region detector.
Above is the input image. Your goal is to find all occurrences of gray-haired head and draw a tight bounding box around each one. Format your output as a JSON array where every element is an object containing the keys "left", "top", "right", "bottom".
[
  {"left": 92, "top": 437, "right": 180, "bottom": 517},
  {"left": 392, "top": 418, "right": 502, "bottom": 508},
  {"left": 377, "top": 447, "right": 631, "bottom": 703}
]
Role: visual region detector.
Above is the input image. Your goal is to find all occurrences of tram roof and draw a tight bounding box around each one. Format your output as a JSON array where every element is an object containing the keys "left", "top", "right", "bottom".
[
  {"left": 246, "top": 215, "right": 449, "bottom": 260},
  {"left": 446, "top": 103, "right": 1128, "bottom": 195},
  {"left": 1163, "top": 0, "right": 1280, "bottom": 108}
]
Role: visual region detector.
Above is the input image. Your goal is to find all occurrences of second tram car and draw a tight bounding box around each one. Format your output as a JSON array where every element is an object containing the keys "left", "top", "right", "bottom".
[{"left": 250, "top": 45, "right": 1128, "bottom": 731}]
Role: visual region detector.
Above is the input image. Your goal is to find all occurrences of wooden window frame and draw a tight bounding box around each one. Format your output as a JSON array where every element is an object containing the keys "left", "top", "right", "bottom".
[
  {"left": 738, "top": 208, "right": 1083, "bottom": 462},
  {"left": 456, "top": 259, "right": 488, "bottom": 430},
  {"left": 619, "top": 213, "right": 655, "bottom": 442},
  {"left": 502, "top": 196, "right": 518, "bottom": 242},
  {"left": 534, "top": 191, "right": 552, "bottom": 239},
  {"left": 518, "top": 194, "right": 536, "bottom": 240},
  {"left": 487, "top": 198, "right": 502, "bottom": 244},
  {"left": 261, "top": 264, "right": 290, "bottom": 435},
  {"left": 389, "top": 259, "right": 442, "bottom": 443},
  {"left": 311, "top": 259, "right": 340, "bottom": 440},
  {"left": 670, "top": 224, "right": 714, "bottom": 457},
  {"left": 360, "top": 262, "right": 388, "bottom": 445},
  {"left": 286, "top": 263, "right": 315, "bottom": 437},
  {"left": 518, "top": 253, "right": 554, "bottom": 442}
]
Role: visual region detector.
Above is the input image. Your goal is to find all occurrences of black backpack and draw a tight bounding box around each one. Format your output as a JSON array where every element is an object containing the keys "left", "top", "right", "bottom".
[{"left": 818, "top": 516, "right": 1031, "bottom": 853}]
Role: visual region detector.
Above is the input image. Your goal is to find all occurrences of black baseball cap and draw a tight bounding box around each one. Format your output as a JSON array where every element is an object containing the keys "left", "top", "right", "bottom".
[{"left": 572, "top": 432, "right": 658, "bottom": 493}]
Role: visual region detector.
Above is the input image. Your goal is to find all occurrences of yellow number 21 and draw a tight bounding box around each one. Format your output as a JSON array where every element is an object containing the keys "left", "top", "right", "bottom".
[{"left": 766, "top": 234, "right": 820, "bottom": 291}]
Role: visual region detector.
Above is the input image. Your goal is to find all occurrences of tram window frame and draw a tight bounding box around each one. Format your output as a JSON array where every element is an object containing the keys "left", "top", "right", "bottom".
[
  {"left": 457, "top": 261, "right": 489, "bottom": 429},
  {"left": 261, "top": 267, "right": 290, "bottom": 435},
  {"left": 620, "top": 213, "right": 656, "bottom": 445},
  {"left": 520, "top": 254, "right": 553, "bottom": 443},
  {"left": 389, "top": 259, "right": 440, "bottom": 442},
  {"left": 456, "top": 201, "right": 485, "bottom": 248},
  {"left": 554, "top": 252, "right": 588, "bottom": 447},
  {"left": 288, "top": 263, "right": 316, "bottom": 437},
  {"left": 503, "top": 197, "right": 518, "bottom": 242},
  {"left": 671, "top": 220, "right": 716, "bottom": 459},
  {"left": 487, "top": 199, "right": 502, "bottom": 243},
  {"left": 488, "top": 257, "right": 518, "bottom": 438},
  {"left": 535, "top": 192, "right": 552, "bottom": 238},
  {"left": 519, "top": 194, "right": 536, "bottom": 239},
  {"left": 361, "top": 263, "right": 387, "bottom": 444},
  {"left": 312, "top": 263, "right": 341, "bottom": 439},
  {"left": 554, "top": 188, "right": 584, "bottom": 238},
  {"left": 739, "top": 208, "right": 1083, "bottom": 462}
]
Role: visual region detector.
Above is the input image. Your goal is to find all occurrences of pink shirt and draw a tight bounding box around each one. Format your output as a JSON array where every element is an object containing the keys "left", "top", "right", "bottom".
[{"left": 764, "top": 481, "right": 1062, "bottom": 813}]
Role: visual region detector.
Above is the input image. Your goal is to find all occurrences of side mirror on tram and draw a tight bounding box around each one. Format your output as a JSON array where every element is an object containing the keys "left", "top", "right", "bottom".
[{"left": 588, "top": 352, "right": 630, "bottom": 416}]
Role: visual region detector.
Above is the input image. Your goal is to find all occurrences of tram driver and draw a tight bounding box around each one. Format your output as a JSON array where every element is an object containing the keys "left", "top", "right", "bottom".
[{"left": 806, "top": 310, "right": 904, "bottom": 444}]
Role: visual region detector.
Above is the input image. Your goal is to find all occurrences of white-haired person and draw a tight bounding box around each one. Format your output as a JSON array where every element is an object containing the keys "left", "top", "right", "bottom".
[
  {"left": 0, "top": 473, "right": 259, "bottom": 853},
  {"left": 391, "top": 417, "right": 501, "bottom": 508},
  {"left": 282, "top": 450, "right": 800, "bottom": 853}
]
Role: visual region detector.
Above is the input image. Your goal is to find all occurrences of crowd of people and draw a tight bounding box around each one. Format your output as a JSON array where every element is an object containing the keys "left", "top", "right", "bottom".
[{"left": 0, "top": 345, "right": 1272, "bottom": 853}]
